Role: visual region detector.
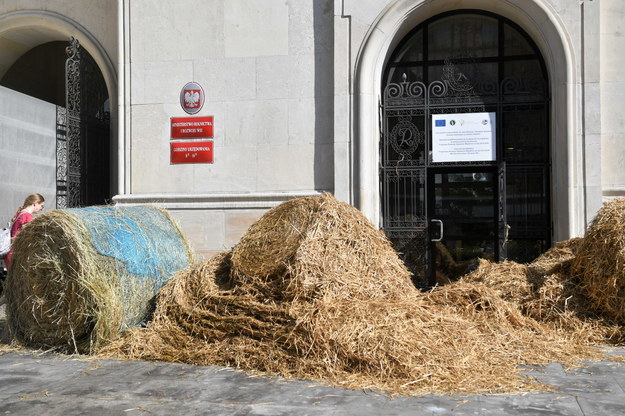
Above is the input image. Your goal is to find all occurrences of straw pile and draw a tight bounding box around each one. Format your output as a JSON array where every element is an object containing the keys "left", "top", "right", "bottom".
[
  {"left": 103, "top": 194, "right": 608, "bottom": 395},
  {"left": 228, "top": 193, "right": 415, "bottom": 302},
  {"left": 459, "top": 238, "right": 623, "bottom": 344},
  {"left": 572, "top": 198, "right": 625, "bottom": 323},
  {"left": 4, "top": 205, "right": 193, "bottom": 354},
  {"left": 462, "top": 240, "right": 582, "bottom": 318}
]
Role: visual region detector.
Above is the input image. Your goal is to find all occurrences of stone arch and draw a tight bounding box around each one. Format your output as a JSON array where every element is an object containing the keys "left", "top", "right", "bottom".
[
  {"left": 0, "top": 9, "right": 119, "bottom": 202},
  {"left": 354, "top": 0, "right": 581, "bottom": 240},
  {"left": 0, "top": 10, "right": 116, "bottom": 108}
]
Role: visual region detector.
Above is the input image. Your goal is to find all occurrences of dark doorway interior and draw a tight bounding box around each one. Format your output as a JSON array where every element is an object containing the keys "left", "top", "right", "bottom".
[{"left": 1, "top": 42, "right": 66, "bottom": 106}]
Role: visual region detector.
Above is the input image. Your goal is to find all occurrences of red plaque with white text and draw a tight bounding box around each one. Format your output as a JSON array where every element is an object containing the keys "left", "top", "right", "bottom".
[
  {"left": 170, "top": 141, "right": 213, "bottom": 164},
  {"left": 171, "top": 116, "right": 214, "bottom": 139}
]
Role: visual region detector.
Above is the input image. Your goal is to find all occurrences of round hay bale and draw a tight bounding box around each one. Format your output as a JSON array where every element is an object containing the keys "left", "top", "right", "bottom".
[
  {"left": 4, "top": 205, "right": 193, "bottom": 353},
  {"left": 230, "top": 193, "right": 415, "bottom": 302},
  {"left": 572, "top": 198, "right": 625, "bottom": 322}
]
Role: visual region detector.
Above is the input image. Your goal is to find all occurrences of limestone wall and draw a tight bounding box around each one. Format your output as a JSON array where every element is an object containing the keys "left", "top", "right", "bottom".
[
  {"left": 126, "top": 0, "right": 334, "bottom": 195},
  {"left": 601, "top": 0, "right": 625, "bottom": 199}
]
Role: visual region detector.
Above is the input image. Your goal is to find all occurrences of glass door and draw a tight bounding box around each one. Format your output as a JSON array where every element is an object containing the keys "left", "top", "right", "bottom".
[{"left": 428, "top": 167, "right": 498, "bottom": 284}]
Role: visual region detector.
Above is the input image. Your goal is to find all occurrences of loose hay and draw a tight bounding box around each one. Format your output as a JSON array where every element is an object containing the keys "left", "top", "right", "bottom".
[
  {"left": 572, "top": 198, "right": 625, "bottom": 323},
  {"left": 102, "top": 194, "right": 614, "bottom": 395},
  {"left": 4, "top": 205, "right": 193, "bottom": 354},
  {"left": 104, "top": 253, "right": 604, "bottom": 395},
  {"left": 464, "top": 239, "right": 624, "bottom": 343}
]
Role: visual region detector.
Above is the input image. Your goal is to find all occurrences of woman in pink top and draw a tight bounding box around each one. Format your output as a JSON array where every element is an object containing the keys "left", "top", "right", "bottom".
[{"left": 5, "top": 193, "right": 45, "bottom": 269}]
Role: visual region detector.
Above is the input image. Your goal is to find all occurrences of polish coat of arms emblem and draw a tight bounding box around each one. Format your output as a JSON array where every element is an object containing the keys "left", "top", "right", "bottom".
[{"left": 180, "top": 82, "right": 205, "bottom": 114}]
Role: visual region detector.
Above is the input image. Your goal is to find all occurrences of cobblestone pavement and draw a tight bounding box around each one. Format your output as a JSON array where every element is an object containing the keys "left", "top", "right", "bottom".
[{"left": 1, "top": 304, "right": 624, "bottom": 415}]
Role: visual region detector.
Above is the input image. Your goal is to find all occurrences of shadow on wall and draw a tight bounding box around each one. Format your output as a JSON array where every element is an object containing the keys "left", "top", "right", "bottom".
[
  {"left": 314, "top": 0, "right": 335, "bottom": 191},
  {"left": 0, "top": 41, "right": 67, "bottom": 107}
]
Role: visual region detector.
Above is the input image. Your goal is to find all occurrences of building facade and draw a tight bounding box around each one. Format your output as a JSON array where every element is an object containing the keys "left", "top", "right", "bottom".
[{"left": 0, "top": 0, "right": 622, "bottom": 284}]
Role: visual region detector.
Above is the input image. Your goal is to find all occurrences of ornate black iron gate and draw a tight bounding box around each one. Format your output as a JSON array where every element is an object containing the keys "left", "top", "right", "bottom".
[
  {"left": 382, "top": 59, "right": 550, "bottom": 289},
  {"left": 56, "top": 37, "right": 110, "bottom": 208},
  {"left": 382, "top": 60, "right": 502, "bottom": 287},
  {"left": 381, "top": 12, "right": 551, "bottom": 288}
]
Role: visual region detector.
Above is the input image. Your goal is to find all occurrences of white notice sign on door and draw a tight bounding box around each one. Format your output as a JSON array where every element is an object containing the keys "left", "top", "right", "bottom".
[{"left": 431, "top": 112, "right": 496, "bottom": 162}]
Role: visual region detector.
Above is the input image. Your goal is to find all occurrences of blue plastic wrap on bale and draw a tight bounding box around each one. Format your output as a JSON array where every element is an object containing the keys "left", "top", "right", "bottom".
[
  {"left": 4, "top": 205, "right": 194, "bottom": 353},
  {"left": 68, "top": 206, "right": 189, "bottom": 285}
]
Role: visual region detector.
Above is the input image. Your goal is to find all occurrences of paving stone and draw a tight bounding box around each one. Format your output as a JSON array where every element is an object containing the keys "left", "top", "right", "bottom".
[
  {"left": 0, "top": 351, "right": 624, "bottom": 415},
  {"left": 1, "top": 305, "right": 625, "bottom": 415}
]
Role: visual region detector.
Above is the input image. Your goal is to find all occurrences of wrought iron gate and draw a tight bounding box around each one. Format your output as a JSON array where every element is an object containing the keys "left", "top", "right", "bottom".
[
  {"left": 56, "top": 37, "right": 110, "bottom": 208},
  {"left": 381, "top": 56, "right": 547, "bottom": 288}
]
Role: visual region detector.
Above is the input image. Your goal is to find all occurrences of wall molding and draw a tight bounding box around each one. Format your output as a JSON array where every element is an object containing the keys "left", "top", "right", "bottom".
[
  {"left": 350, "top": 0, "right": 580, "bottom": 239},
  {"left": 113, "top": 191, "right": 325, "bottom": 210}
]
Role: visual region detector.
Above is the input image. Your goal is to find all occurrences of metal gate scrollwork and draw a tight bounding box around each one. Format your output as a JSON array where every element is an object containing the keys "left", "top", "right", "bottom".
[
  {"left": 56, "top": 36, "right": 110, "bottom": 208},
  {"left": 57, "top": 37, "right": 82, "bottom": 208},
  {"left": 382, "top": 57, "right": 549, "bottom": 286},
  {"left": 390, "top": 116, "right": 422, "bottom": 158},
  {"left": 55, "top": 106, "right": 68, "bottom": 208},
  {"left": 382, "top": 57, "right": 499, "bottom": 287},
  {"left": 382, "top": 12, "right": 551, "bottom": 287}
]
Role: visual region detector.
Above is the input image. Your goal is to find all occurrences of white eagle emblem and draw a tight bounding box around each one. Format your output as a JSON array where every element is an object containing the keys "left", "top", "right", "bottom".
[
  {"left": 184, "top": 90, "right": 200, "bottom": 108},
  {"left": 180, "top": 82, "right": 204, "bottom": 114}
]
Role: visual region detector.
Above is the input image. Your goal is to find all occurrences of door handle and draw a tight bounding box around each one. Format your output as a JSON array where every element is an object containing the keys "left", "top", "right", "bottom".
[
  {"left": 503, "top": 223, "right": 511, "bottom": 247},
  {"left": 430, "top": 219, "right": 444, "bottom": 242}
]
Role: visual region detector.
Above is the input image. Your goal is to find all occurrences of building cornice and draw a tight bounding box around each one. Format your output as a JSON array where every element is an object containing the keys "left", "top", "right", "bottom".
[{"left": 112, "top": 191, "right": 325, "bottom": 210}]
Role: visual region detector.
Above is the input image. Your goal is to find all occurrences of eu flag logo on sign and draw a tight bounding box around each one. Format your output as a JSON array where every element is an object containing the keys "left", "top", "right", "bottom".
[{"left": 435, "top": 120, "right": 446, "bottom": 127}]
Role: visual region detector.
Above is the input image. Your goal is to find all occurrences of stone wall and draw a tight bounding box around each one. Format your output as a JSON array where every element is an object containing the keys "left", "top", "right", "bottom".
[
  {"left": 121, "top": 0, "right": 334, "bottom": 257},
  {"left": 601, "top": 0, "right": 625, "bottom": 200},
  {"left": 127, "top": 0, "right": 334, "bottom": 195}
]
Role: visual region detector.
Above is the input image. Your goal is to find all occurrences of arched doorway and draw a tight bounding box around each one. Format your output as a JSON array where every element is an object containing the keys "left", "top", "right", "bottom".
[
  {"left": 380, "top": 11, "right": 550, "bottom": 287},
  {"left": 0, "top": 38, "right": 111, "bottom": 208}
]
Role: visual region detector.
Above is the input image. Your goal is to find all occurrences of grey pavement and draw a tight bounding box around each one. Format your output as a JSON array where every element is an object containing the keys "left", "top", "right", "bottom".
[{"left": 1, "top": 304, "right": 625, "bottom": 415}]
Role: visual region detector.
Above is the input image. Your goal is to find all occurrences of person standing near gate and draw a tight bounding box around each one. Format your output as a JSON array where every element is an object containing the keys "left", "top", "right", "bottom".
[{"left": 4, "top": 193, "right": 45, "bottom": 270}]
